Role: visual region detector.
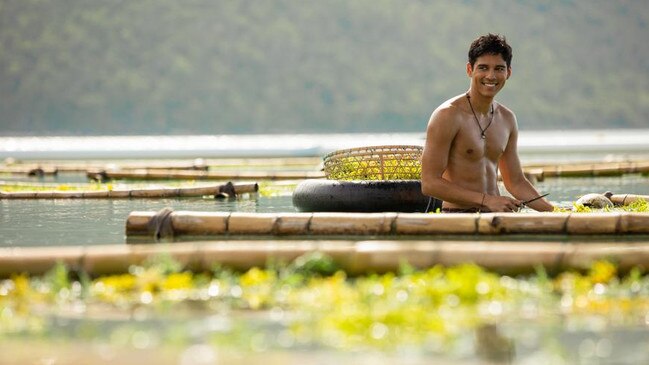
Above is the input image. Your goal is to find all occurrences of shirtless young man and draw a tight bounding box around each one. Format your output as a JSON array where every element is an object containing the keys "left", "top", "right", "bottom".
[{"left": 421, "top": 34, "right": 553, "bottom": 213}]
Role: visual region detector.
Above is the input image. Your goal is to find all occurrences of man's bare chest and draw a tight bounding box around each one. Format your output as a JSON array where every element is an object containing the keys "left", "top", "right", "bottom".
[{"left": 451, "top": 125, "right": 509, "bottom": 162}]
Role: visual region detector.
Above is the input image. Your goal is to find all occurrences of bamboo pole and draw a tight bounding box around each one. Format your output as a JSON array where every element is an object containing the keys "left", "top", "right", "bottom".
[
  {"left": 619, "top": 213, "right": 649, "bottom": 234},
  {"left": 308, "top": 212, "right": 396, "bottom": 235},
  {"left": 395, "top": 213, "right": 477, "bottom": 234},
  {"left": 2, "top": 162, "right": 207, "bottom": 173},
  {"left": 566, "top": 212, "right": 621, "bottom": 234},
  {"left": 609, "top": 194, "right": 649, "bottom": 206},
  {"left": 228, "top": 212, "right": 279, "bottom": 234},
  {"left": 3, "top": 156, "right": 322, "bottom": 171},
  {"left": 1, "top": 240, "right": 648, "bottom": 277},
  {"left": 274, "top": 213, "right": 313, "bottom": 235},
  {"left": 523, "top": 161, "right": 649, "bottom": 178},
  {"left": 86, "top": 169, "right": 325, "bottom": 181},
  {"left": 0, "top": 166, "right": 58, "bottom": 176},
  {"left": 0, "top": 183, "right": 258, "bottom": 199},
  {"left": 200, "top": 156, "right": 322, "bottom": 167},
  {"left": 477, "top": 213, "right": 568, "bottom": 234},
  {"left": 5, "top": 159, "right": 648, "bottom": 180},
  {"left": 125, "top": 211, "right": 649, "bottom": 237}
]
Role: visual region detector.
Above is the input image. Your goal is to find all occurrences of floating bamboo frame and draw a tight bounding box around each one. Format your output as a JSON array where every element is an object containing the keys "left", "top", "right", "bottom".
[
  {"left": 4, "top": 159, "right": 648, "bottom": 181},
  {"left": 1, "top": 240, "right": 648, "bottom": 277},
  {"left": 126, "top": 211, "right": 649, "bottom": 237},
  {"left": 0, "top": 183, "right": 258, "bottom": 199},
  {"left": 609, "top": 194, "right": 649, "bottom": 206},
  {"left": 523, "top": 161, "right": 649, "bottom": 179},
  {"left": 1, "top": 162, "right": 207, "bottom": 173},
  {"left": 86, "top": 169, "right": 325, "bottom": 181},
  {"left": 0, "top": 166, "right": 58, "bottom": 176},
  {"left": 2, "top": 156, "right": 322, "bottom": 172}
]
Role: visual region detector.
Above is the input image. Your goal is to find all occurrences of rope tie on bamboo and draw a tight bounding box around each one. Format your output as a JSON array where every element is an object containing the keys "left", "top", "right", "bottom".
[
  {"left": 216, "top": 181, "right": 237, "bottom": 199},
  {"left": 90, "top": 170, "right": 110, "bottom": 183},
  {"left": 305, "top": 213, "right": 314, "bottom": 234},
  {"left": 27, "top": 167, "right": 45, "bottom": 177},
  {"left": 147, "top": 207, "right": 175, "bottom": 240},
  {"left": 561, "top": 213, "right": 571, "bottom": 234},
  {"left": 389, "top": 213, "right": 399, "bottom": 234}
]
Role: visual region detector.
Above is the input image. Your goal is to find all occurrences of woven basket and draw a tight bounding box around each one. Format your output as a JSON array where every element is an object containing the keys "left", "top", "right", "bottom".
[{"left": 323, "top": 145, "right": 423, "bottom": 181}]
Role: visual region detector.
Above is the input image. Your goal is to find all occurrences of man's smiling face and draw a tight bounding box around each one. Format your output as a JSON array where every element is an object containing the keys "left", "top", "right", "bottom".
[{"left": 467, "top": 53, "right": 511, "bottom": 98}]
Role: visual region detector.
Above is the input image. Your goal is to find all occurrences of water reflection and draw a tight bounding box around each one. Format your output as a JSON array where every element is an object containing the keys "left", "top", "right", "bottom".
[
  {"left": 534, "top": 174, "right": 649, "bottom": 208},
  {"left": 475, "top": 324, "right": 515, "bottom": 363},
  {"left": 6, "top": 311, "right": 648, "bottom": 364},
  {"left": 0, "top": 195, "right": 296, "bottom": 247},
  {"left": 2, "top": 175, "right": 649, "bottom": 247}
]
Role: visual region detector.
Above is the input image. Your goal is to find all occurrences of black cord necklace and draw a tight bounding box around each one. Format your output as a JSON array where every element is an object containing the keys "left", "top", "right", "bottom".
[{"left": 466, "top": 93, "right": 494, "bottom": 139}]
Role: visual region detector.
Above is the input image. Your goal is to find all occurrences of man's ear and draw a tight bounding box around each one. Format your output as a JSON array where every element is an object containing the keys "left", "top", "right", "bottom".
[
  {"left": 466, "top": 62, "right": 473, "bottom": 77},
  {"left": 507, "top": 66, "right": 512, "bottom": 79}
]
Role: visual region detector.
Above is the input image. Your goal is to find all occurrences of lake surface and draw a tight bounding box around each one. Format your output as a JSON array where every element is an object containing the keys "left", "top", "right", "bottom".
[
  {"left": 2, "top": 131, "right": 649, "bottom": 247},
  {"left": 2, "top": 134, "right": 649, "bottom": 365},
  {"left": 3, "top": 129, "right": 649, "bottom": 162},
  {"left": 2, "top": 174, "right": 649, "bottom": 247}
]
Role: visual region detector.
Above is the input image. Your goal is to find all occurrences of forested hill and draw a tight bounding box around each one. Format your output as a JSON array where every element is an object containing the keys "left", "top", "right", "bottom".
[{"left": 1, "top": 0, "right": 648, "bottom": 135}]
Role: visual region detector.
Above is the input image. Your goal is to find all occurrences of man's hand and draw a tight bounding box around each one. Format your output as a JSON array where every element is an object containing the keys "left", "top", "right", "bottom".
[{"left": 482, "top": 194, "right": 521, "bottom": 212}]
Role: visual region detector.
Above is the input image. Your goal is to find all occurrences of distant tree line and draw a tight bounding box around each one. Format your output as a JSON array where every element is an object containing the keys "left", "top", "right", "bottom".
[{"left": 0, "top": 0, "right": 647, "bottom": 135}]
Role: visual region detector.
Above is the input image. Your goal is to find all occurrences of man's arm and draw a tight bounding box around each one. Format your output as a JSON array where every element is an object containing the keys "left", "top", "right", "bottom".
[{"left": 499, "top": 120, "right": 554, "bottom": 212}]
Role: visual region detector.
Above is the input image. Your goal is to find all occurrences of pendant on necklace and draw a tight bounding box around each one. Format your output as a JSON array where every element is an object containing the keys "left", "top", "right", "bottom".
[{"left": 481, "top": 134, "right": 486, "bottom": 139}]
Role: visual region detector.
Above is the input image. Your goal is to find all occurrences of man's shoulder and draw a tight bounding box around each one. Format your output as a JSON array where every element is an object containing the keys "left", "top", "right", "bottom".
[
  {"left": 432, "top": 94, "right": 465, "bottom": 117},
  {"left": 494, "top": 101, "right": 517, "bottom": 126},
  {"left": 494, "top": 101, "right": 515, "bottom": 116}
]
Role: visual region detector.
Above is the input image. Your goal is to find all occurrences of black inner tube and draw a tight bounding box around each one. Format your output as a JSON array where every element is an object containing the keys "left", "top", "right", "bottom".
[{"left": 292, "top": 179, "right": 441, "bottom": 213}]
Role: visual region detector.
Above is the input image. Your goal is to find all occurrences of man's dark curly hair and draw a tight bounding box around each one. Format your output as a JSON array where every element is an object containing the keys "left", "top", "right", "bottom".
[{"left": 468, "top": 33, "right": 512, "bottom": 68}]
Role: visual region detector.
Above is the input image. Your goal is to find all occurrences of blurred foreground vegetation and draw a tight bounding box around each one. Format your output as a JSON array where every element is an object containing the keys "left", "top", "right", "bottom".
[{"left": 2, "top": 253, "right": 648, "bottom": 359}]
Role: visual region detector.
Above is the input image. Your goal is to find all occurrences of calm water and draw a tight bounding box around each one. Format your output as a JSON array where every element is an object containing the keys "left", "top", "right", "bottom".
[
  {"left": 3, "top": 129, "right": 649, "bottom": 162},
  {"left": 2, "top": 131, "right": 649, "bottom": 247},
  {"left": 0, "top": 193, "right": 294, "bottom": 247},
  {"left": 2, "top": 174, "right": 649, "bottom": 247},
  {"left": 2, "top": 136, "right": 649, "bottom": 365}
]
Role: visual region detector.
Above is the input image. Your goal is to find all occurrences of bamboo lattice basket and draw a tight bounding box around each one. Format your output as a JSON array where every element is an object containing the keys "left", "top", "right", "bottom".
[{"left": 323, "top": 145, "right": 423, "bottom": 180}]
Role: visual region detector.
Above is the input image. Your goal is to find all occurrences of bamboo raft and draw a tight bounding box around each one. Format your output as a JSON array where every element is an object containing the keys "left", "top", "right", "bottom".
[
  {"left": 1, "top": 156, "right": 323, "bottom": 173},
  {"left": 0, "top": 182, "right": 258, "bottom": 199},
  {"left": 86, "top": 169, "right": 325, "bottom": 181},
  {"left": 126, "top": 207, "right": 649, "bottom": 238},
  {"left": 523, "top": 160, "right": 649, "bottom": 179},
  {"left": 0, "top": 166, "right": 59, "bottom": 176},
  {"left": 1, "top": 240, "right": 648, "bottom": 277},
  {"left": 3, "top": 159, "right": 648, "bottom": 180}
]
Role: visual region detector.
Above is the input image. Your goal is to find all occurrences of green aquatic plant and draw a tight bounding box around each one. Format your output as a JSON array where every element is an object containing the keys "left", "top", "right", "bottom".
[
  {"left": 0, "top": 182, "right": 113, "bottom": 192},
  {"left": 619, "top": 197, "right": 648, "bottom": 212},
  {"left": 286, "top": 251, "right": 340, "bottom": 278},
  {"left": 554, "top": 197, "right": 648, "bottom": 213},
  {"left": 1, "top": 255, "right": 648, "bottom": 353},
  {"left": 257, "top": 181, "right": 298, "bottom": 197},
  {"left": 42, "top": 261, "right": 71, "bottom": 293},
  {"left": 325, "top": 155, "right": 421, "bottom": 181}
]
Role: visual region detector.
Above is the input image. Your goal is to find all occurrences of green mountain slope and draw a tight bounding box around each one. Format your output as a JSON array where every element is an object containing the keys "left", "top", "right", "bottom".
[{"left": 0, "top": 0, "right": 647, "bottom": 135}]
